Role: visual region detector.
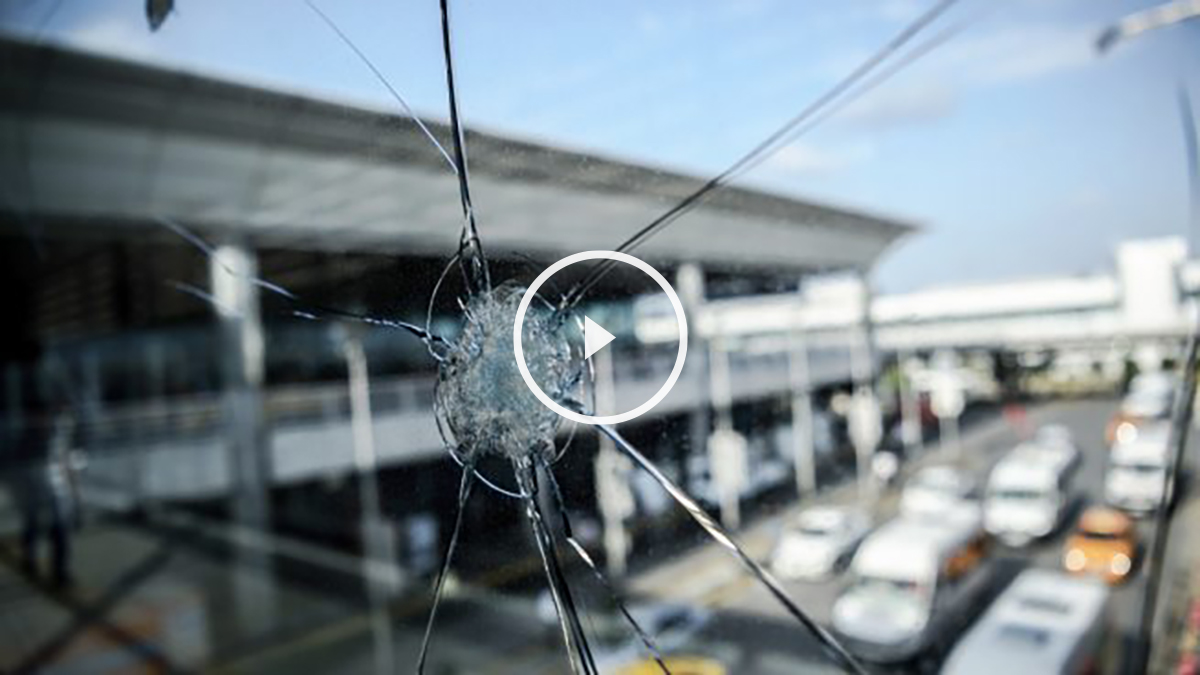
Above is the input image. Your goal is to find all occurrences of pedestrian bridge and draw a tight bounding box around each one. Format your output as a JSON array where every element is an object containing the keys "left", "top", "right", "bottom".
[{"left": 641, "top": 237, "right": 1198, "bottom": 356}]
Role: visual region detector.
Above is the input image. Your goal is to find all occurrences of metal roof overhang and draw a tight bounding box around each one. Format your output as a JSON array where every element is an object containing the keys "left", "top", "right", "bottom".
[{"left": 0, "top": 35, "right": 914, "bottom": 274}]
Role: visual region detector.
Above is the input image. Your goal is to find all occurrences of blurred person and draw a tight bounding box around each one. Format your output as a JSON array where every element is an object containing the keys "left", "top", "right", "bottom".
[
  {"left": 1003, "top": 401, "right": 1032, "bottom": 440},
  {"left": 9, "top": 390, "right": 81, "bottom": 589}
]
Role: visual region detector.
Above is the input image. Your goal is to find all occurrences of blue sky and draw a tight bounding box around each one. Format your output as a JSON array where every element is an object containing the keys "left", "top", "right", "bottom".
[{"left": 3, "top": 0, "right": 1198, "bottom": 292}]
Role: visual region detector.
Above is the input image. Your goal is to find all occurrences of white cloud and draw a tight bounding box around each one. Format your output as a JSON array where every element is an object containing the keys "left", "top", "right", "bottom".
[
  {"left": 840, "top": 80, "right": 958, "bottom": 129},
  {"left": 943, "top": 23, "right": 1096, "bottom": 85},
  {"left": 804, "top": 18, "right": 1099, "bottom": 139},
  {"left": 817, "top": 19, "right": 1097, "bottom": 99},
  {"left": 764, "top": 141, "right": 875, "bottom": 177}
]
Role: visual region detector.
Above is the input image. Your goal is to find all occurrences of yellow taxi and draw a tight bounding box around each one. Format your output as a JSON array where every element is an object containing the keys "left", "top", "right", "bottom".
[
  {"left": 1062, "top": 506, "right": 1138, "bottom": 585},
  {"left": 616, "top": 656, "right": 726, "bottom": 675}
]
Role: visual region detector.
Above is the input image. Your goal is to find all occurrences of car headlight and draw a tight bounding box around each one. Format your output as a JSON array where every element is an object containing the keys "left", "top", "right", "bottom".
[
  {"left": 1111, "top": 553, "right": 1132, "bottom": 576},
  {"left": 1065, "top": 548, "right": 1087, "bottom": 571},
  {"left": 1116, "top": 422, "right": 1138, "bottom": 444}
]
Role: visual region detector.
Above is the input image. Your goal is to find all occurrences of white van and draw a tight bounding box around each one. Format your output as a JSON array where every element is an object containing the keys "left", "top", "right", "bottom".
[
  {"left": 985, "top": 443, "right": 1079, "bottom": 546},
  {"left": 1106, "top": 422, "right": 1173, "bottom": 514},
  {"left": 832, "top": 513, "right": 992, "bottom": 663},
  {"left": 1122, "top": 372, "right": 1176, "bottom": 420},
  {"left": 941, "top": 569, "right": 1111, "bottom": 675}
]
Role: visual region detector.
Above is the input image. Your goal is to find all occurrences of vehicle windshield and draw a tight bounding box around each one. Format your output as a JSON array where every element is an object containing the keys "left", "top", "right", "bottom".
[
  {"left": 997, "top": 623, "right": 1051, "bottom": 647},
  {"left": 796, "top": 523, "right": 836, "bottom": 537},
  {"left": 990, "top": 487, "right": 1052, "bottom": 502},
  {"left": 1123, "top": 391, "right": 1172, "bottom": 415},
  {"left": 851, "top": 574, "right": 931, "bottom": 602},
  {"left": 1081, "top": 529, "right": 1123, "bottom": 541},
  {"left": 1113, "top": 460, "right": 1164, "bottom": 475}
]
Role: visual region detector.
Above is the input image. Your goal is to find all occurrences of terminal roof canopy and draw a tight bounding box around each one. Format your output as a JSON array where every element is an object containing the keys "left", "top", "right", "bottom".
[{"left": 0, "top": 36, "right": 913, "bottom": 275}]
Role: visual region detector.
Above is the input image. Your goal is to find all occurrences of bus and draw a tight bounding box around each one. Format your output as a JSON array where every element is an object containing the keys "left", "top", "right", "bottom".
[{"left": 941, "top": 568, "right": 1111, "bottom": 675}]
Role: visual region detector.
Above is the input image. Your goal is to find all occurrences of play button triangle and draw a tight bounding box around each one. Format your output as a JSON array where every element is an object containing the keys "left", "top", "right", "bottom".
[{"left": 584, "top": 315, "right": 616, "bottom": 359}]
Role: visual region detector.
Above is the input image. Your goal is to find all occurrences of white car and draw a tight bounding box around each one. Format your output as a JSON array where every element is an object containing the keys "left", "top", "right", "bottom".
[
  {"left": 900, "top": 466, "right": 977, "bottom": 519},
  {"left": 1106, "top": 422, "right": 1173, "bottom": 514},
  {"left": 1122, "top": 372, "right": 1177, "bottom": 419},
  {"left": 771, "top": 506, "right": 871, "bottom": 581}
]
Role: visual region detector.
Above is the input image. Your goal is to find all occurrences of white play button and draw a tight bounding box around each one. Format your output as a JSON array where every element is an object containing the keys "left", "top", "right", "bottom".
[
  {"left": 514, "top": 250, "right": 688, "bottom": 426},
  {"left": 583, "top": 315, "right": 616, "bottom": 360}
]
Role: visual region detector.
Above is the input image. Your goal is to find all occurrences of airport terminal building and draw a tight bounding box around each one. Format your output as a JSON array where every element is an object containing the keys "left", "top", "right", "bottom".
[{"left": 0, "top": 35, "right": 912, "bottom": 583}]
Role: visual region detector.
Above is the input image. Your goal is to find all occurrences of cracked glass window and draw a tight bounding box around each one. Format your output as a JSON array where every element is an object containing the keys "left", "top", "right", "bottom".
[{"left": 2, "top": 2, "right": 1199, "bottom": 674}]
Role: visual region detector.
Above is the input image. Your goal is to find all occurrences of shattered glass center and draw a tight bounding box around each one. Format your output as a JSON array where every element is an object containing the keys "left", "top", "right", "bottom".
[{"left": 435, "top": 282, "right": 579, "bottom": 462}]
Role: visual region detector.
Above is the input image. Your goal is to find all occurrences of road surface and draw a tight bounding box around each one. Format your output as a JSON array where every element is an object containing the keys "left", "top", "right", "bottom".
[{"left": 628, "top": 398, "right": 1200, "bottom": 674}]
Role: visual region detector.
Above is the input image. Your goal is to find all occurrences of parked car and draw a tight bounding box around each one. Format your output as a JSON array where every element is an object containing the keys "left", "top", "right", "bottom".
[
  {"left": 771, "top": 506, "right": 871, "bottom": 581},
  {"left": 900, "top": 465, "right": 978, "bottom": 519},
  {"left": 1062, "top": 507, "right": 1138, "bottom": 585},
  {"left": 941, "top": 569, "right": 1111, "bottom": 675}
]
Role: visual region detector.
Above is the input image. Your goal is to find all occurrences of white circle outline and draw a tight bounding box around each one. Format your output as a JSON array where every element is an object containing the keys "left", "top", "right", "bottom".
[{"left": 514, "top": 251, "right": 688, "bottom": 426}]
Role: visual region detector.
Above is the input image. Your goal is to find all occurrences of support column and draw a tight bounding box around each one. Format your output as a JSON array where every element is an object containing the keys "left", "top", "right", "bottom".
[
  {"left": 848, "top": 270, "right": 880, "bottom": 498},
  {"left": 676, "top": 264, "right": 708, "bottom": 487},
  {"left": 211, "top": 241, "right": 275, "bottom": 635},
  {"left": 592, "top": 347, "right": 633, "bottom": 577},
  {"left": 133, "top": 341, "right": 168, "bottom": 508},
  {"left": 788, "top": 299, "right": 817, "bottom": 496},
  {"left": 708, "top": 339, "right": 746, "bottom": 530},
  {"left": 898, "top": 345, "right": 923, "bottom": 458},
  {"left": 343, "top": 327, "right": 398, "bottom": 675},
  {"left": 931, "top": 350, "right": 965, "bottom": 460}
]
